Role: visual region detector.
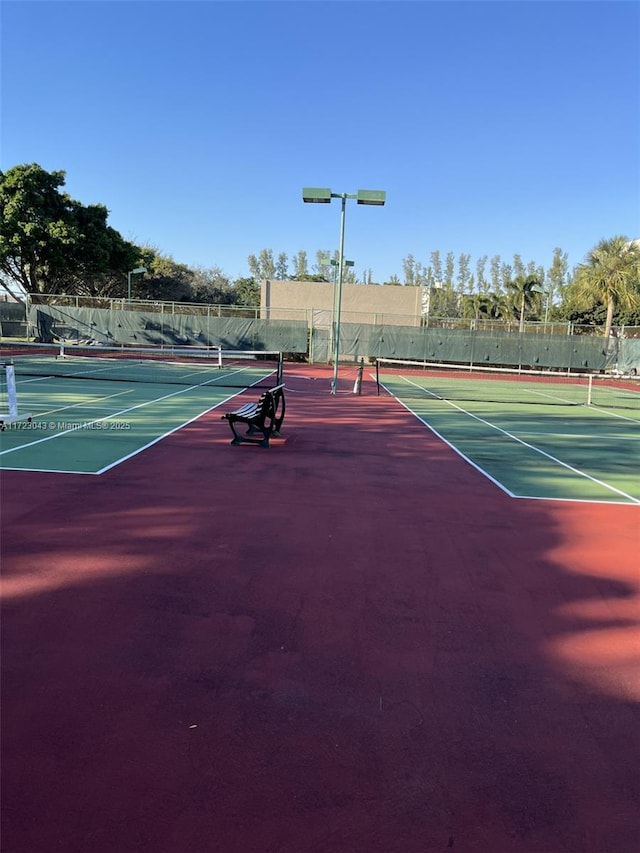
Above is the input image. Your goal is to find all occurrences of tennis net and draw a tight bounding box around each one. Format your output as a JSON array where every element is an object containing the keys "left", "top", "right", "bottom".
[
  {"left": 375, "top": 358, "right": 640, "bottom": 410},
  {"left": 0, "top": 342, "right": 283, "bottom": 389}
]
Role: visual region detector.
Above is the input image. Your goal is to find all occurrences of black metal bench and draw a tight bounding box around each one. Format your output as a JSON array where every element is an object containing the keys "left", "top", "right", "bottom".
[{"left": 221, "top": 384, "right": 285, "bottom": 447}]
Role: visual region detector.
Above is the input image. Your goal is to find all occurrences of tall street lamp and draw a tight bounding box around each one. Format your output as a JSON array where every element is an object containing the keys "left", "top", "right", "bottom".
[
  {"left": 303, "top": 188, "right": 385, "bottom": 394},
  {"left": 127, "top": 266, "right": 147, "bottom": 301},
  {"left": 320, "top": 257, "right": 355, "bottom": 362}
]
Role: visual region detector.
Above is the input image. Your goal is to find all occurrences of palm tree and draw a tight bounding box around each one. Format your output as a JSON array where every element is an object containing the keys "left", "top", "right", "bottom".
[
  {"left": 462, "top": 293, "right": 491, "bottom": 321},
  {"left": 506, "top": 275, "right": 546, "bottom": 333},
  {"left": 487, "top": 292, "right": 511, "bottom": 322},
  {"left": 572, "top": 236, "right": 640, "bottom": 339}
]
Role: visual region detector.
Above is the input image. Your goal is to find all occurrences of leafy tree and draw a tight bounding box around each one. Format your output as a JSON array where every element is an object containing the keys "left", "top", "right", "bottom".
[
  {"left": 457, "top": 253, "right": 472, "bottom": 294},
  {"left": 462, "top": 292, "right": 491, "bottom": 321},
  {"left": 247, "top": 249, "right": 277, "bottom": 281},
  {"left": 247, "top": 253, "right": 261, "bottom": 281},
  {"left": 258, "top": 248, "right": 276, "bottom": 279},
  {"left": 490, "top": 255, "right": 501, "bottom": 291},
  {"left": 0, "top": 163, "right": 138, "bottom": 299},
  {"left": 506, "top": 274, "right": 545, "bottom": 332},
  {"left": 403, "top": 254, "right": 417, "bottom": 286},
  {"left": 291, "top": 250, "right": 309, "bottom": 279},
  {"left": 232, "top": 277, "right": 260, "bottom": 307},
  {"left": 136, "top": 247, "right": 194, "bottom": 302},
  {"left": 422, "top": 267, "right": 435, "bottom": 288},
  {"left": 314, "top": 249, "right": 332, "bottom": 279},
  {"left": 542, "top": 247, "right": 567, "bottom": 322},
  {"left": 54, "top": 205, "right": 139, "bottom": 297},
  {"left": 0, "top": 163, "right": 71, "bottom": 296},
  {"left": 275, "top": 252, "right": 289, "bottom": 280},
  {"left": 415, "top": 261, "right": 427, "bottom": 287},
  {"left": 191, "top": 265, "right": 233, "bottom": 304},
  {"left": 568, "top": 236, "right": 640, "bottom": 338},
  {"left": 487, "top": 292, "right": 511, "bottom": 320},
  {"left": 476, "top": 255, "right": 488, "bottom": 292},
  {"left": 512, "top": 254, "right": 525, "bottom": 280},
  {"left": 342, "top": 263, "right": 357, "bottom": 284},
  {"left": 429, "top": 250, "right": 443, "bottom": 286},
  {"left": 500, "top": 263, "right": 513, "bottom": 292},
  {"left": 444, "top": 252, "right": 455, "bottom": 287}
]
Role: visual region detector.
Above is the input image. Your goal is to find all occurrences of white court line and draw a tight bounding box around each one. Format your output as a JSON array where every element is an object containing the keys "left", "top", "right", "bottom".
[
  {"left": 386, "top": 378, "right": 640, "bottom": 505},
  {"left": 588, "top": 405, "right": 639, "bottom": 423},
  {"left": 0, "top": 465, "right": 96, "bottom": 475},
  {"left": 95, "top": 393, "right": 239, "bottom": 474},
  {"left": 16, "top": 376, "right": 51, "bottom": 384},
  {"left": 387, "top": 392, "right": 517, "bottom": 498},
  {"left": 0, "top": 381, "right": 241, "bottom": 458},
  {"left": 23, "top": 389, "right": 134, "bottom": 419},
  {"left": 518, "top": 431, "right": 638, "bottom": 441},
  {"left": 1, "top": 394, "right": 235, "bottom": 476}
]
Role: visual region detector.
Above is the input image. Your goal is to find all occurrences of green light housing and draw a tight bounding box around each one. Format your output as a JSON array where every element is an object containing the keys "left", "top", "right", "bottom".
[
  {"left": 302, "top": 187, "right": 332, "bottom": 203},
  {"left": 356, "top": 190, "right": 386, "bottom": 206}
]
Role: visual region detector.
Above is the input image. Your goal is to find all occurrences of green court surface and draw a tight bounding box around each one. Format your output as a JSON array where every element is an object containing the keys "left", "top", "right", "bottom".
[
  {"left": 3, "top": 362, "right": 639, "bottom": 505},
  {"left": 0, "top": 376, "right": 243, "bottom": 474},
  {"left": 0, "top": 346, "right": 282, "bottom": 473},
  {"left": 378, "top": 372, "right": 640, "bottom": 505}
]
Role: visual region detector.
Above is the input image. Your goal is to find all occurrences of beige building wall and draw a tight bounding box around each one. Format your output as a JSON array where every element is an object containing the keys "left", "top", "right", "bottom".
[{"left": 260, "top": 279, "right": 422, "bottom": 327}]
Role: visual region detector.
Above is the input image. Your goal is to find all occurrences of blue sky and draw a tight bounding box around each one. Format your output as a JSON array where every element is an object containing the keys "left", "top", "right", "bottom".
[{"left": 2, "top": 1, "right": 639, "bottom": 284}]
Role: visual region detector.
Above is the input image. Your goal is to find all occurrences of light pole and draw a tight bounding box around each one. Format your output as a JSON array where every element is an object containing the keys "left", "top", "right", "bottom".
[
  {"left": 303, "top": 188, "right": 385, "bottom": 393},
  {"left": 321, "top": 257, "right": 355, "bottom": 362},
  {"left": 127, "top": 266, "right": 147, "bottom": 301},
  {"left": 544, "top": 288, "right": 552, "bottom": 325}
]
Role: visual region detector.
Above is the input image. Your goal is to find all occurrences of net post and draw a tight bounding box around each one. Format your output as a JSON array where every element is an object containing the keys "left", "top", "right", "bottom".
[
  {"left": 0, "top": 362, "right": 31, "bottom": 427},
  {"left": 375, "top": 358, "right": 380, "bottom": 395},
  {"left": 277, "top": 352, "right": 284, "bottom": 385},
  {"left": 2, "top": 364, "right": 18, "bottom": 419},
  {"left": 353, "top": 357, "right": 364, "bottom": 395},
  {"left": 587, "top": 374, "right": 593, "bottom": 406}
]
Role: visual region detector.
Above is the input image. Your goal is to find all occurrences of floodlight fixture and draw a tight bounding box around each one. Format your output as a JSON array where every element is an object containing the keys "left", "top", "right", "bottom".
[
  {"left": 302, "top": 187, "right": 332, "bottom": 203},
  {"left": 321, "top": 257, "right": 354, "bottom": 284},
  {"left": 356, "top": 189, "right": 386, "bottom": 206},
  {"left": 302, "top": 186, "right": 385, "bottom": 393}
]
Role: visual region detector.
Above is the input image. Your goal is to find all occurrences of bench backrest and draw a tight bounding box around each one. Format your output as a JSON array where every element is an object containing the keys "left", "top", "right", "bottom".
[{"left": 255, "top": 384, "right": 284, "bottom": 416}]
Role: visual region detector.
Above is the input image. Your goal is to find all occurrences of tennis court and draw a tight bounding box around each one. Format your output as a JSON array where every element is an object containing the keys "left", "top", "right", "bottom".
[
  {"left": 0, "top": 343, "right": 283, "bottom": 473},
  {"left": 2, "top": 348, "right": 638, "bottom": 506},
  {"left": 1, "top": 361, "right": 638, "bottom": 853},
  {"left": 376, "top": 360, "right": 640, "bottom": 505}
]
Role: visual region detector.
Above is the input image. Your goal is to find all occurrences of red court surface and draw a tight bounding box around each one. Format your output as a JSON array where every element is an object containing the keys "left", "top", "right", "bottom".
[{"left": 1, "top": 366, "right": 638, "bottom": 853}]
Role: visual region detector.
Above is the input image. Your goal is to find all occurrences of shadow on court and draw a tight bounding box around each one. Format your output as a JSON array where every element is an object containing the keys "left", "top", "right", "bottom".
[{"left": 1, "top": 365, "right": 638, "bottom": 853}]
